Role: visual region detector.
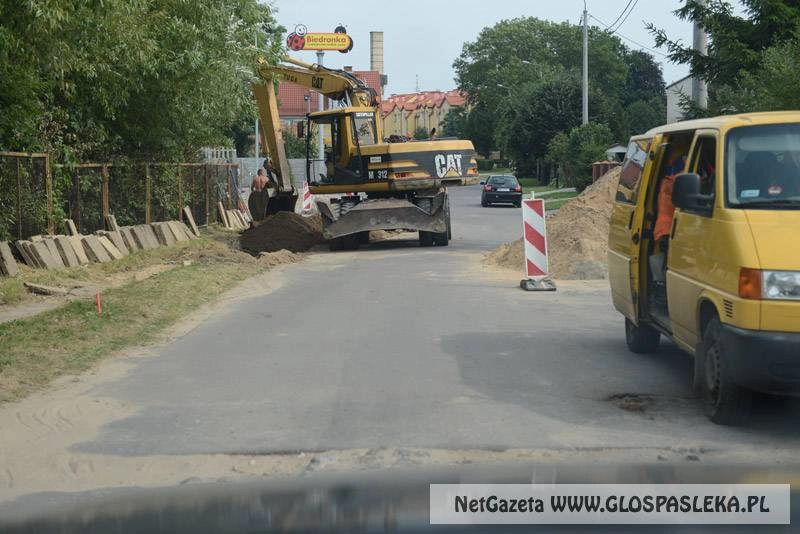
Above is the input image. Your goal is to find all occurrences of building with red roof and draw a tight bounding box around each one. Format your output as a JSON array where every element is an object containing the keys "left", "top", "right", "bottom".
[
  {"left": 381, "top": 90, "right": 466, "bottom": 138},
  {"left": 278, "top": 67, "right": 382, "bottom": 137}
]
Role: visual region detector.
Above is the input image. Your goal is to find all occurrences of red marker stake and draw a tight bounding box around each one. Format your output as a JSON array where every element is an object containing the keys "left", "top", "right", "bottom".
[{"left": 95, "top": 292, "right": 102, "bottom": 314}]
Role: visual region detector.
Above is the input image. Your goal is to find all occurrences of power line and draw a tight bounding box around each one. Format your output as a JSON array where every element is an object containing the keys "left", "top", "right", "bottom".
[
  {"left": 610, "top": 0, "right": 640, "bottom": 33},
  {"left": 589, "top": 14, "right": 668, "bottom": 58},
  {"left": 605, "top": 0, "right": 634, "bottom": 33}
]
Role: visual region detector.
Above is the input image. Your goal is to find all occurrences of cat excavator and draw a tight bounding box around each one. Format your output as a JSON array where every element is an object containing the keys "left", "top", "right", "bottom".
[{"left": 252, "top": 55, "right": 478, "bottom": 250}]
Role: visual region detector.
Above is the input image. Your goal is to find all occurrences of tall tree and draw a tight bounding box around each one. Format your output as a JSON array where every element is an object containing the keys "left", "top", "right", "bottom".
[
  {"left": 0, "top": 0, "right": 283, "bottom": 160},
  {"left": 454, "top": 16, "right": 664, "bottom": 174},
  {"left": 648, "top": 0, "right": 800, "bottom": 86},
  {"left": 454, "top": 18, "right": 628, "bottom": 110},
  {"left": 494, "top": 74, "right": 583, "bottom": 177},
  {"left": 441, "top": 106, "right": 468, "bottom": 138},
  {"left": 621, "top": 49, "right": 666, "bottom": 105},
  {"left": 464, "top": 103, "right": 496, "bottom": 158}
]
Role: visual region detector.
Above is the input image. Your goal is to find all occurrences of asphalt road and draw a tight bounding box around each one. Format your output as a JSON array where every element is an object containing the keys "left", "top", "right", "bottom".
[
  {"left": 4, "top": 184, "right": 800, "bottom": 512},
  {"left": 76, "top": 184, "right": 800, "bottom": 456}
]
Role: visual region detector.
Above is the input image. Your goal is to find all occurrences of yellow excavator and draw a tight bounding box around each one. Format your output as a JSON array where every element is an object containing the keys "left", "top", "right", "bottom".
[{"left": 252, "top": 56, "right": 478, "bottom": 250}]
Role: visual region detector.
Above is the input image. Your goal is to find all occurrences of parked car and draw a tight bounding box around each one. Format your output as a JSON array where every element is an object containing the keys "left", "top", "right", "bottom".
[{"left": 480, "top": 175, "right": 522, "bottom": 207}]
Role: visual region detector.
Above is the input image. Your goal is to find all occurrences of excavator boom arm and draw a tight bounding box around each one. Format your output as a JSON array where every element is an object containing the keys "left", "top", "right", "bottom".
[
  {"left": 251, "top": 80, "right": 293, "bottom": 193},
  {"left": 251, "top": 55, "right": 380, "bottom": 194}
]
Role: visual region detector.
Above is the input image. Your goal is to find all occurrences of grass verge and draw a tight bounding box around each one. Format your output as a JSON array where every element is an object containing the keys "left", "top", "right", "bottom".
[
  {"left": 517, "top": 179, "right": 557, "bottom": 195},
  {"left": 0, "top": 233, "right": 266, "bottom": 402},
  {"left": 544, "top": 197, "right": 574, "bottom": 210}
]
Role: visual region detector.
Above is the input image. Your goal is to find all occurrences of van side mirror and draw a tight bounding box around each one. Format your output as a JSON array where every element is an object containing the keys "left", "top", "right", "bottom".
[
  {"left": 673, "top": 173, "right": 713, "bottom": 213},
  {"left": 479, "top": 180, "right": 485, "bottom": 185}
]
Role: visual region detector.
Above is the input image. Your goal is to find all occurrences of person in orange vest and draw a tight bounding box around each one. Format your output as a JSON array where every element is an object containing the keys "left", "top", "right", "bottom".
[
  {"left": 653, "top": 140, "right": 689, "bottom": 241},
  {"left": 650, "top": 139, "right": 689, "bottom": 302}
]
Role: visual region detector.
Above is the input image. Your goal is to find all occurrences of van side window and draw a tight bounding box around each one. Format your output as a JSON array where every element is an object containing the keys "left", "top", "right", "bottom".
[
  {"left": 690, "top": 137, "right": 717, "bottom": 196},
  {"left": 616, "top": 139, "right": 650, "bottom": 204}
]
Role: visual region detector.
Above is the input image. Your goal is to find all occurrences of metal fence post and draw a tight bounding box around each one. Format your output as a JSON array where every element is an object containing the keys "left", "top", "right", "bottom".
[
  {"left": 15, "top": 158, "right": 22, "bottom": 240},
  {"left": 226, "top": 165, "right": 232, "bottom": 210},
  {"left": 73, "top": 168, "right": 81, "bottom": 233},
  {"left": 177, "top": 163, "right": 183, "bottom": 221},
  {"left": 145, "top": 163, "right": 152, "bottom": 224},
  {"left": 101, "top": 164, "right": 110, "bottom": 221},
  {"left": 45, "top": 154, "right": 54, "bottom": 235},
  {"left": 204, "top": 164, "right": 210, "bottom": 226}
]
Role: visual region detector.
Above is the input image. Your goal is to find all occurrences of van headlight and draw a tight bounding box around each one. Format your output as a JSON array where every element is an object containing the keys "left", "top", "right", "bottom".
[{"left": 763, "top": 270, "right": 800, "bottom": 300}]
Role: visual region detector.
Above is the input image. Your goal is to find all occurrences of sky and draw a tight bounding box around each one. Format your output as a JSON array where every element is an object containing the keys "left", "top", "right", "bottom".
[{"left": 268, "top": 0, "right": 719, "bottom": 95}]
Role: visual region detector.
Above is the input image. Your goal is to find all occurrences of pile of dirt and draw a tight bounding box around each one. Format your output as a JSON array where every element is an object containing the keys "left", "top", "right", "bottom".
[
  {"left": 240, "top": 212, "right": 325, "bottom": 253},
  {"left": 485, "top": 166, "right": 621, "bottom": 279}
]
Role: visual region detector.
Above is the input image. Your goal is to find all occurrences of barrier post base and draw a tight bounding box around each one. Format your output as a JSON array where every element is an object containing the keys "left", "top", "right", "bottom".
[{"left": 520, "top": 278, "right": 557, "bottom": 292}]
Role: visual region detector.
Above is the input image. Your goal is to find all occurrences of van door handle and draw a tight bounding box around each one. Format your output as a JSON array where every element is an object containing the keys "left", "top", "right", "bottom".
[
  {"left": 627, "top": 211, "right": 635, "bottom": 229},
  {"left": 632, "top": 232, "right": 640, "bottom": 245}
]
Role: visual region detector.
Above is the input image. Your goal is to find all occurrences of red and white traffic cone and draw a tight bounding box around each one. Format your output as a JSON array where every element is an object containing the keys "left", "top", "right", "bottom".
[
  {"left": 520, "top": 198, "right": 556, "bottom": 291},
  {"left": 301, "top": 180, "right": 313, "bottom": 215}
]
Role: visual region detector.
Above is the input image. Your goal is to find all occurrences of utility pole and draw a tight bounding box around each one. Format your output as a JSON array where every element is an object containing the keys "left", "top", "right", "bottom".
[
  {"left": 582, "top": 1, "right": 589, "bottom": 125},
  {"left": 254, "top": 31, "right": 260, "bottom": 166},
  {"left": 316, "top": 51, "right": 325, "bottom": 162},
  {"left": 692, "top": 0, "right": 708, "bottom": 109}
]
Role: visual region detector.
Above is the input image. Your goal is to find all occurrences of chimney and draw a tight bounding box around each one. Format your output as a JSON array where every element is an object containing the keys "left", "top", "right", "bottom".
[
  {"left": 343, "top": 66, "right": 353, "bottom": 72},
  {"left": 370, "top": 31, "right": 386, "bottom": 94}
]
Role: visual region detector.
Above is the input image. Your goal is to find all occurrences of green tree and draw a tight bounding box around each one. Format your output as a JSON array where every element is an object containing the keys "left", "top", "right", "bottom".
[
  {"left": 454, "top": 17, "right": 627, "bottom": 110},
  {"left": 441, "top": 106, "right": 468, "bottom": 138},
  {"left": 625, "top": 97, "right": 666, "bottom": 136},
  {"left": 494, "top": 74, "right": 582, "bottom": 177},
  {"left": 284, "top": 129, "right": 315, "bottom": 158},
  {"left": 453, "top": 16, "right": 663, "bottom": 175},
  {"left": 0, "top": 0, "right": 283, "bottom": 160},
  {"left": 648, "top": 0, "right": 800, "bottom": 87},
  {"left": 463, "top": 103, "right": 496, "bottom": 157},
  {"left": 647, "top": 0, "right": 800, "bottom": 118},
  {"left": 621, "top": 49, "right": 666, "bottom": 105},
  {"left": 546, "top": 122, "right": 614, "bottom": 191}
]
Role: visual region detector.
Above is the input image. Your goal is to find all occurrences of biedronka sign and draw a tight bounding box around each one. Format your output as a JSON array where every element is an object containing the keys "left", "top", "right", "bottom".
[{"left": 286, "top": 24, "right": 353, "bottom": 53}]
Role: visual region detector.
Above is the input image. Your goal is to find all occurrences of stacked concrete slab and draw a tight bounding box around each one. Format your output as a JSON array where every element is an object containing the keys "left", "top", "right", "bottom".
[
  {"left": 8, "top": 213, "right": 199, "bottom": 272},
  {"left": 0, "top": 241, "right": 19, "bottom": 277}
]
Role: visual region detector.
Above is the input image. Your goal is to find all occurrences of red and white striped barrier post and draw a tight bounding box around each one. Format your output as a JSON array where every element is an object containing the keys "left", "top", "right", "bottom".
[
  {"left": 301, "top": 180, "right": 313, "bottom": 214},
  {"left": 520, "top": 198, "right": 557, "bottom": 291}
]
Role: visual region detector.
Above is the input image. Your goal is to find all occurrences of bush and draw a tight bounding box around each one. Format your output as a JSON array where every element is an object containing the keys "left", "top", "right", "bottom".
[
  {"left": 477, "top": 160, "right": 494, "bottom": 171},
  {"left": 546, "top": 122, "right": 614, "bottom": 191},
  {"left": 413, "top": 126, "right": 430, "bottom": 140}
]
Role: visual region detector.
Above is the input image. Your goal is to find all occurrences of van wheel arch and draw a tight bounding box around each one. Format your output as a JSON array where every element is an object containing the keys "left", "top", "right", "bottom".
[
  {"left": 693, "top": 299, "right": 719, "bottom": 393},
  {"left": 698, "top": 299, "right": 719, "bottom": 337}
]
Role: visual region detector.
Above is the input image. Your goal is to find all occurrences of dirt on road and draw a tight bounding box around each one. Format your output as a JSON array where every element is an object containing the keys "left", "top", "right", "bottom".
[
  {"left": 485, "top": 167, "right": 621, "bottom": 279},
  {"left": 240, "top": 212, "right": 325, "bottom": 253}
]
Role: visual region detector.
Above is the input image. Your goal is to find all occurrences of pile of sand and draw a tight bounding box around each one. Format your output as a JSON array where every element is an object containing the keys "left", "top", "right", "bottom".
[
  {"left": 485, "top": 166, "right": 621, "bottom": 279},
  {"left": 258, "top": 249, "right": 303, "bottom": 267},
  {"left": 240, "top": 212, "right": 325, "bottom": 253}
]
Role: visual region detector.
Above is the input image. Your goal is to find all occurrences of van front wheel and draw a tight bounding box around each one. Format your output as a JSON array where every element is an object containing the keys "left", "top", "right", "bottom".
[
  {"left": 625, "top": 318, "right": 660, "bottom": 354},
  {"left": 701, "top": 316, "right": 751, "bottom": 425}
]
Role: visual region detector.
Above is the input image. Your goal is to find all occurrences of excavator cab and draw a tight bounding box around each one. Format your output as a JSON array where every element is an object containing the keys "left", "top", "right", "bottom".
[{"left": 306, "top": 108, "right": 379, "bottom": 186}]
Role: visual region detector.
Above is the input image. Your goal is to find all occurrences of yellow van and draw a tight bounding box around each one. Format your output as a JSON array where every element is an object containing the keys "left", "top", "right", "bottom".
[{"left": 608, "top": 112, "right": 800, "bottom": 425}]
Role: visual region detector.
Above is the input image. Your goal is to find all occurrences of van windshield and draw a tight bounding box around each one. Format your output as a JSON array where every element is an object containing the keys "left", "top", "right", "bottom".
[{"left": 725, "top": 123, "right": 800, "bottom": 208}]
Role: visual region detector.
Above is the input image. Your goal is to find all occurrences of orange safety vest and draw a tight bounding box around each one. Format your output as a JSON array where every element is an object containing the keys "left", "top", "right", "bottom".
[{"left": 654, "top": 174, "right": 676, "bottom": 241}]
